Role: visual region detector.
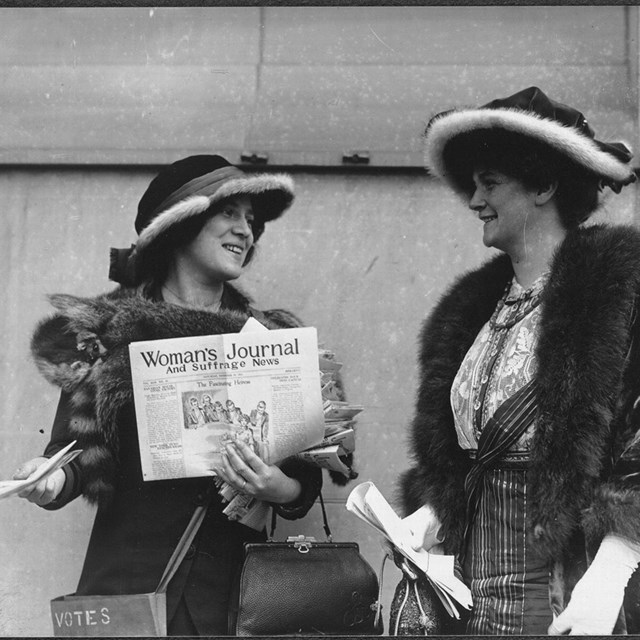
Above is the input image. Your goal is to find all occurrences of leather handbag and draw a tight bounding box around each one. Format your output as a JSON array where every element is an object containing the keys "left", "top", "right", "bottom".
[
  {"left": 228, "top": 494, "right": 383, "bottom": 636},
  {"left": 50, "top": 505, "right": 207, "bottom": 637}
]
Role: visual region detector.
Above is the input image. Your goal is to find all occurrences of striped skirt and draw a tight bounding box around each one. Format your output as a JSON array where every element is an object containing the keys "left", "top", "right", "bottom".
[{"left": 463, "top": 467, "right": 552, "bottom": 635}]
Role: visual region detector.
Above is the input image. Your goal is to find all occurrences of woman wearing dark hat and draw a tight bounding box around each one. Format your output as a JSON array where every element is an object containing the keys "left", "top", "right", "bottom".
[
  {"left": 13, "top": 155, "right": 322, "bottom": 635},
  {"left": 396, "top": 87, "right": 640, "bottom": 635}
]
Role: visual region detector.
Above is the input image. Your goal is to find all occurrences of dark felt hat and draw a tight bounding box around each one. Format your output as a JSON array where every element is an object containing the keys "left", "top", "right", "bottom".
[
  {"left": 424, "top": 86, "right": 636, "bottom": 197},
  {"left": 134, "top": 154, "right": 294, "bottom": 251},
  {"left": 109, "top": 155, "right": 294, "bottom": 284}
]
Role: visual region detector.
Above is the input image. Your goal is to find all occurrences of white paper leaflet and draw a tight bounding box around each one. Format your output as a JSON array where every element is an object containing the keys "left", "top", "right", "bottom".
[
  {"left": 0, "top": 441, "right": 81, "bottom": 500},
  {"left": 346, "top": 481, "right": 472, "bottom": 618}
]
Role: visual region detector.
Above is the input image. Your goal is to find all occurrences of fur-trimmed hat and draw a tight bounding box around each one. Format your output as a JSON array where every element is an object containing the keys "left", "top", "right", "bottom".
[
  {"left": 110, "top": 155, "right": 294, "bottom": 285},
  {"left": 424, "top": 86, "right": 636, "bottom": 197}
]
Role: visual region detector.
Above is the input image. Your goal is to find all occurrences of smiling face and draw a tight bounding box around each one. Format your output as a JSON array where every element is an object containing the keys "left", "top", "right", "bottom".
[
  {"left": 178, "top": 195, "right": 255, "bottom": 283},
  {"left": 469, "top": 168, "right": 539, "bottom": 255}
]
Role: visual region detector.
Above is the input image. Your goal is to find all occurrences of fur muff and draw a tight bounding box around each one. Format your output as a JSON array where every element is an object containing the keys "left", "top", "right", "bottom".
[
  {"left": 31, "top": 288, "right": 297, "bottom": 504},
  {"left": 399, "top": 224, "right": 640, "bottom": 562}
]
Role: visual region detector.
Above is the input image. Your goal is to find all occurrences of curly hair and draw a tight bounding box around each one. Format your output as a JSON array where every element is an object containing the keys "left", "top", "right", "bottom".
[{"left": 443, "top": 129, "right": 602, "bottom": 229}]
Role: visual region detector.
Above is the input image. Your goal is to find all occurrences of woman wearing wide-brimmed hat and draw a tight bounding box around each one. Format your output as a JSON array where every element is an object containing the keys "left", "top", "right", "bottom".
[
  {"left": 13, "top": 155, "right": 323, "bottom": 635},
  {"left": 397, "top": 87, "right": 640, "bottom": 635}
]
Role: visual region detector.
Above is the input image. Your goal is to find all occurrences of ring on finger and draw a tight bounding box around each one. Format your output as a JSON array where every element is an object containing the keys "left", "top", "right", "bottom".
[{"left": 241, "top": 479, "right": 247, "bottom": 491}]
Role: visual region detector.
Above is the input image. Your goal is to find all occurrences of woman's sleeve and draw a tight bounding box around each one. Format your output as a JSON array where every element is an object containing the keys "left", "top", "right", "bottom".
[
  {"left": 272, "top": 458, "right": 323, "bottom": 521},
  {"left": 40, "top": 392, "right": 84, "bottom": 510}
]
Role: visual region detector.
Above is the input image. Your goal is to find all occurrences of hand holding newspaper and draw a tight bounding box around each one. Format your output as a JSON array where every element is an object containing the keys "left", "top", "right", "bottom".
[
  {"left": 346, "top": 481, "right": 472, "bottom": 619},
  {"left": 128, "top": 316, "right": 363, "bottom": 530},
  {"left": 0, "top": 440, "right": 82, "bottom": 500},
  {"left": 216, "top": 319, "right": 362, "bottom": 528},
  {"left": 213, "top": 321, "right": 363, "bottom": 529},
  {"left": 129, "top": 317, "right": 325, "bottom": 484}
]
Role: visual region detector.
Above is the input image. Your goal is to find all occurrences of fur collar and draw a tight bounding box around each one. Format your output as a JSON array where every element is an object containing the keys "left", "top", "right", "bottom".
[
  {"left": 31, "top": 286, "right": 296, "bottom": 503},
  {"left": 531, "top": 224, "right": 640, "bottom": 555},
  {"left": 400, "top": 224, "right": 640, "bottom": 558}
]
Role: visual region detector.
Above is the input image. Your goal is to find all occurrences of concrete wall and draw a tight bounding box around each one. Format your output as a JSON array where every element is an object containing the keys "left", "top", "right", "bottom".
[
  {"left": 0, "top": 6, "right": 639, "bottom": 637},
  {"left": 0, "top": 6, "right": 637, "bottom": 166}
]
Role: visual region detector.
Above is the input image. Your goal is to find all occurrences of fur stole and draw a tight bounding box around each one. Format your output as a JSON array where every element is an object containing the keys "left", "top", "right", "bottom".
[
  {"left": 399, "top": 224, "right": 640, "bottom": 561},
  {"left": 31, "top": 286, "right": 299, "bottom": 503}
]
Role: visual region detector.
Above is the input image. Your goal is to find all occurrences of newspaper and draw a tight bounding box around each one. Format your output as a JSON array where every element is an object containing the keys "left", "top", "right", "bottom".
[
  {"left": 129, "top": 322, "right": 325, "bottom": 482},
  {"left": 295, "top": 349, "right": 362, "bottom": 477},
  {"left": 296, "top": 426, "right": 356, "bottom": 477},
  {"left": 0, "top": 441, "right": 82, "bottom": 500},
  {"left": 297, "top": 445, "right": 353, "bottom": 477},
  {"left": 346, "top": 481, "right": 472, "bottom": 619}
]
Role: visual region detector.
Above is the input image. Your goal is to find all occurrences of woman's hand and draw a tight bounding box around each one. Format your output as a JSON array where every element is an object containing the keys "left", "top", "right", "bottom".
[
  {"left": 547, "top": 573, "right": 623, "bottom": 635},
  {"left": 216, "top": 439, "right": 302, "bottom": 504},
  {"left": 13, "top": 457, "right": 65, "bottom": 506},
  {"left": 402, "top": 504, "right": 445, "bottom": 552},
  {"left": 548, "top": 534, "right": 640, "bottom": 635}
]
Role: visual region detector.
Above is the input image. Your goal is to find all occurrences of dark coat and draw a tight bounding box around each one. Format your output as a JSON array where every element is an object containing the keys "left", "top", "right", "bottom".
[
  {"left": 33, "top": 284, "right": 322, "bottom": 635},
  {"left": 398, "top": 224, "right": 640, "bottom": 630}
]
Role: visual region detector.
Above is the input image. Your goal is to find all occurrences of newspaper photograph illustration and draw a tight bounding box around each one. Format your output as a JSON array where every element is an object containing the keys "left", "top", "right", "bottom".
[{"left": 129, "top": 324, "right": 325, "bottom": 482}]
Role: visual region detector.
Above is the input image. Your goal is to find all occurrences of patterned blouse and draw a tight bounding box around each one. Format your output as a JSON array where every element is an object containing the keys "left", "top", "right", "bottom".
[{"left": 451, "top": 274, "right": 547, "bottom": 454}]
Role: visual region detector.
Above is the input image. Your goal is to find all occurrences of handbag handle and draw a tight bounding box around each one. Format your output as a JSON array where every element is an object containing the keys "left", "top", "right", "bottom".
[
  {"left": 155, "top": 504, "right": 208, "bottom": 593},
  {"left": 376, "top": 552, "right": 390, "bottom": 633},
  {"left": 269, "top": 491, "right": 332, "bottom": 542}
]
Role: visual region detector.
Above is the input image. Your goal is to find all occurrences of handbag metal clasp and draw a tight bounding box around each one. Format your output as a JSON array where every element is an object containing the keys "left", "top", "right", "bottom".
[{"left": 287, "top": 534, "right": 317, "bottom": 553}]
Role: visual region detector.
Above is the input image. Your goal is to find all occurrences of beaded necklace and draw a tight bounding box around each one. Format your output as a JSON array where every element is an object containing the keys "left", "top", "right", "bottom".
[{"left": 489, "top": 275, "right": 547, "bottom": 330}]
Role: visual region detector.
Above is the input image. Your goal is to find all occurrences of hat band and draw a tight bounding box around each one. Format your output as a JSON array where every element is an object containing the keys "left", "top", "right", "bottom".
[{"left": 151, "top": 165, "right": 245, "bottom": 218}]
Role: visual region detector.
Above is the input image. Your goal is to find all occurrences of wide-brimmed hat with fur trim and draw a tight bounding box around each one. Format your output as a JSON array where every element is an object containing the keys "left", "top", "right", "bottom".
[
  {"left": 109, "top": 155, "right": 294, "bottom": 285},
  {"left": 424, "top": 86, "right": 636, "bottom": 197}
]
